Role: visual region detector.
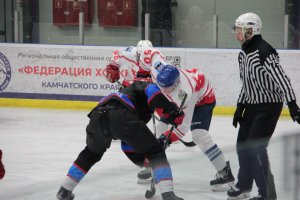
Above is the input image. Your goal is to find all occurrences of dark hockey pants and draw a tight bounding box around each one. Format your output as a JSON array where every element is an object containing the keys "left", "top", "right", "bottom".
[
  {"left": 121, "top": 141, "right": 146, "bottom": 167},
  {"left": 236, "top": 103, "right": 282, "bottom": 199},
  {"left": 74, "top": 101, "right": 169, "bottom": 174}
]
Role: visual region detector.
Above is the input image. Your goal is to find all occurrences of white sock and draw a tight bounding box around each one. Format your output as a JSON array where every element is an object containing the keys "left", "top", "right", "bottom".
[
  {"left": 192, "top": 129, "right": 226, "bottom": 172},
  {"left": 61, "top": 176, "right": 78, "bottom": 191},
  {"left": 158, "top": 180, "right": 174, "bottom": 194}
]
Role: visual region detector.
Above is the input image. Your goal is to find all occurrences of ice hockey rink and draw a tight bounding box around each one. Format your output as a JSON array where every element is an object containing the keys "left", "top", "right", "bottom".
[{"left": 0, "top": 107, "right": 299, "bottom": 200}]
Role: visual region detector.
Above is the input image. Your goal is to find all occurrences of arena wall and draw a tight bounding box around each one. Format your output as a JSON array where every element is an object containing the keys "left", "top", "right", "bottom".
[{"left": 0, "top": 43, "right": 299, "bottom": 115}]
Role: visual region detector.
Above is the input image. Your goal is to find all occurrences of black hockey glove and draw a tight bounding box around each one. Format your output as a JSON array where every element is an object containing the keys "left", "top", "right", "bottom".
[
  {"left": 288, "top": 101, "right": 300, "bottom": 124},
  {"left": 232, "top": 103, "right": 245, "bottom": 128},
  {"left": 158, "top": 134, "right": 172, "bottom": 148}
]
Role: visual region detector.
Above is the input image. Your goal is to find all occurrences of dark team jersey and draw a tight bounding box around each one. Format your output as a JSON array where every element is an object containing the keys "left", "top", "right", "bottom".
[{"left": 98, "top": 81, "right": 178, "bottom": 123}]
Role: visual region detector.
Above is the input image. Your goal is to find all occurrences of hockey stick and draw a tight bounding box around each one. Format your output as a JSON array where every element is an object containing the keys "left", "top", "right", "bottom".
[
  {"left": 118, "top": 76, "right": 194, "bottom": 147},
  {"left": 117, "top": 80, "right": 194, "bottom": 148},
  {"left": 145, "top": 93, "right": 188, "bottom": 199},
  {"left": 179, "top": 138, "right": 196, "bottom": 147},
  {"left": 152, "top": 115, "right": 156, "bottom": 137},
  {"left": 151, "top": 114, "right": 196, "bottom": 147},
  {"left": 163, "top": 93, "right": 187, "bottom": 148},
  {"left": 116, "top": 80, "right": 124, "bottom": 89}
]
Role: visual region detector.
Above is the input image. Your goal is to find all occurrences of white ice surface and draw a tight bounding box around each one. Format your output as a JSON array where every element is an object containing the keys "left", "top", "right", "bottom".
[{"left": 0, "top": 107, "right": 299, "bottom": 200}]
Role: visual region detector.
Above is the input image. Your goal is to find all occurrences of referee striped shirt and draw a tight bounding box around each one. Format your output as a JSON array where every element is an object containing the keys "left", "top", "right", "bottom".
[{"left": 237, "top": 35, "right": 296, "bottom": 104}]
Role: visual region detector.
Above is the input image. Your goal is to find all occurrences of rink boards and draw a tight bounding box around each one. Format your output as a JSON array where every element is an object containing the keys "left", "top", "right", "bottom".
[{"left": 0, "top": 43, "right": 299, "bottom": 116}]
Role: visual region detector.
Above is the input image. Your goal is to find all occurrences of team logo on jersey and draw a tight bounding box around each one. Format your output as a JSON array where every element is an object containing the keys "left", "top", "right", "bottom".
[
  {"left": 178, "top": 89, "right": 187, "bottom": 100},
  {"left": 0, "top": 52, "right": 12, "bottom": 92}
]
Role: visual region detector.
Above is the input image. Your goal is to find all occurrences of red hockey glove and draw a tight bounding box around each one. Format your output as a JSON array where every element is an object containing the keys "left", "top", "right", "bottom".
[
  {"left": 0, "top": 150, "right": 5, "bottom": 179},
  {"left": 288, "top": 101, "right": 300, "bottom": 124},
  {"left": 162, "top": 109, "right": 185, "bottom": 128},
  {"left": 104, "top": 64, "right": 120, "bottom": 83},
  {"left": 173, "top": 112, "right": 185, "bottom": 127},
  {"left": 232, "top": 103, "right": 245, "bottom": 128},
  {"left": 164, "top": 130, "right": 180, "bottom": 143},
  {"left": 121, "top": 79, "right": 132, "bottom": 87},
  {"left": 170, "top": 108, "right": 185, "bottom": 127},
  {"left": 136, "top": 70, "right": 151, "bottom": 78}
]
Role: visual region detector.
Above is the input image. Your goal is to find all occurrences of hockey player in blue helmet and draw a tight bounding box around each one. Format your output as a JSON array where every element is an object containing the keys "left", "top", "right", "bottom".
[
  {"left": 155, "top": 64, "right": 236, "bottom": 192},
  {"left": 156, "top": 65, "right": 180, "bottom": 94}
]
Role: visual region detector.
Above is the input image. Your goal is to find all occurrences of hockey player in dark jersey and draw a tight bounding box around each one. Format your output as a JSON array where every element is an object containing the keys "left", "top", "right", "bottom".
[
  {"left": 104, "top": 40, "right": 160, "bottom": 184},
  {"left": 56, "top": 80, "right": 185, "bottom": 200}
]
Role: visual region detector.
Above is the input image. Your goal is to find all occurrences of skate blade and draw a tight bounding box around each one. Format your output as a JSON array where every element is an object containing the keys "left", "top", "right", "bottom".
[
  {"left": 137, "top": 178, "right": 152, "bottom": 184},
  {"left": 227, "top": 192, "right": 250, "bottom": 200},
  {"left": 211, "top": 181, "right": 235, "bottom": 192}
]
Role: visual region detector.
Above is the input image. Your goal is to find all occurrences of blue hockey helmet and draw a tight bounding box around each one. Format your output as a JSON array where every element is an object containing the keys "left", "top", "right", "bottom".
[{"left": 157, "top": 65, "right": 180, "bottom": 87}]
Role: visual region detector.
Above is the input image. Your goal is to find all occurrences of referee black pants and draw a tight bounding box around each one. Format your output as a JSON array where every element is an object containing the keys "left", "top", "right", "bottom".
[{"left": 236, "top": 102, "right": 283, "bottom": 199}]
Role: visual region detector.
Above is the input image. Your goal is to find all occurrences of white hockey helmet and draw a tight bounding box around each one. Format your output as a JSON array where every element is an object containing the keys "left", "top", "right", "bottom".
[
  {"left": 136, "top": 40, "right": 153, "bottom": 53},
  {"left": 234, "top": 12, "right": 262, "bottom": 36}
]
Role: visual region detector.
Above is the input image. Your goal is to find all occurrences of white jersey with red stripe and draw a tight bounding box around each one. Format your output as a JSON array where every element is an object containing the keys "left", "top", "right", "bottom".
[
  {"left": 138, "top": 48, "right": 170, "bottom": 73},
  {"left": 154, "top": 67, "right": 216, "bottom": 139},
  {"left": 109, "top": 46, "right": 139, "bottom": 84}
]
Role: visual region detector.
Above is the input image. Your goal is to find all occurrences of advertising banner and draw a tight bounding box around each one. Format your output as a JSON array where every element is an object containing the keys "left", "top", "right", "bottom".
[
  {"left": 0, "top": 43, "right": 299, "bottom": 106},
  {"left": 0, "top": 44, "right": 122, "bottom": 101}
]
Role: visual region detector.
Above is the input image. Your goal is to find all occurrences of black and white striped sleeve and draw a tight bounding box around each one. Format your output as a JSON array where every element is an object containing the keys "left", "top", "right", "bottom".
[
  {"left": 237, "top": 53, "right": 246, "bottom": 104},
  {"left": 237, "top": 86, "right": 246, "bottom": 104},
  {"left": 264, "top": 53, "right": 296, "bottom": 103}
]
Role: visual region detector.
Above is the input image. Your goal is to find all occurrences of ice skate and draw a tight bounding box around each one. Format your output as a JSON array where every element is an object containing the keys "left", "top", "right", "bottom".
[
  {"left": 162, "top": 191, "right": 184, "bottom": 200},
  {"left": 137, "top": 167, "right": 152, "bottom": 184},
  {"left": 56, "top": 186, "right": 75, "bottom": 200},
  {"left": 210, "top": 161, "right": 235, "bottom": 192},
  {"left": 227, "top": 186, "right": 251, "bottom": 200}
]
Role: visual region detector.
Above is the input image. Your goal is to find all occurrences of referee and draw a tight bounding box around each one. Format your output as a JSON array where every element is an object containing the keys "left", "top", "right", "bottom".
[{"left": 227, "top": 13, "right": 300, "bottom": 200}]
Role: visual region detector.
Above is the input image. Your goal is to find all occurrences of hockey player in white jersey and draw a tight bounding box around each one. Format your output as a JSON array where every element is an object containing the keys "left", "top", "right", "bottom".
[
  {"left": 141, "top": 51, "right": 235, "bottom": 191},
  {"left": 105, "top": 40, "right": 153, "bottom": 86},
  {"left": 107, "top": 45, "right": 236, "bottom": 191}
]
